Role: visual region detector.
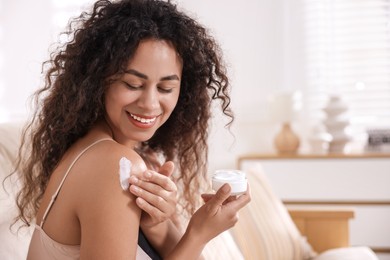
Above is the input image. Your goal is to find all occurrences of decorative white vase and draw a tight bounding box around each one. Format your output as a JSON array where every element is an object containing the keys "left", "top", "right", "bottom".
[
  {"left": 308, "top": 124, "right": 332, "bottom": 154},
  {"left": 322, "top": 95, "right": 351, "bottom": 153}
]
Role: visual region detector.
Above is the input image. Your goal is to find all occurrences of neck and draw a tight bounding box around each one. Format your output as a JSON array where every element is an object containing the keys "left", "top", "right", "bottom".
[{"left": 99, "top": 119, "right": 139, "bottom": 149}]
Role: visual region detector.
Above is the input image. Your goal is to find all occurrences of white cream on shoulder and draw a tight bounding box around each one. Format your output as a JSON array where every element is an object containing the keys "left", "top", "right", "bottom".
[{"left": 119, "top": 157, "right": 132, "bottom": 190}]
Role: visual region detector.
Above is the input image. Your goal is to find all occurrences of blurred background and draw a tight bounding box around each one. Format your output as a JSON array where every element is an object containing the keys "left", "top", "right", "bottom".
[
  {"left": 1, "top": 0, "right": 390, "bottom": 170},
  {"left": 1, "top": 1, "right": 390, "bottom": 258}
]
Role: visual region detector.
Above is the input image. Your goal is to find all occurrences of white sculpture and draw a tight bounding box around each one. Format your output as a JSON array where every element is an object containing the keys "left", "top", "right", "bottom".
[{"left": 323, "top": 95, "right": 351, "bottom": 153}]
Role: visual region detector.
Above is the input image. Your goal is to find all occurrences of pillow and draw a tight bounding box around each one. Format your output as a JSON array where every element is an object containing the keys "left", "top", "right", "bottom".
[
  {"left": 0, "top": 121, "right": 25, "bottom": 167},
  {"left": 230, "top": 163, "right": 316, "bottom": 260},
  {"left": 314, "top": 247, "right": 378, "bottom": 260},
  {"left": 202, "top": 230, "right": 244, "bottom": 260},
  {"left": 0, "top": 122, "right": 33, "bottom": 260}
]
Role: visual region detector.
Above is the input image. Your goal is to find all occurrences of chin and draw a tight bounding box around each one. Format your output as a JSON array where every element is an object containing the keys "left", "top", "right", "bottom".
[{"left": 131, "top": 132, "right": 155, "bottom": 143}]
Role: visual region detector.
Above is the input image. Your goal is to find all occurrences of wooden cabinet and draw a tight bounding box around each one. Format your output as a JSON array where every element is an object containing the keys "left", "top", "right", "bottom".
[
  {"left": 237, "top": 153, "right": 390, "bottom": 257},
  {"left": 288, "top": 207, "right": 354, "bottom": 253}
]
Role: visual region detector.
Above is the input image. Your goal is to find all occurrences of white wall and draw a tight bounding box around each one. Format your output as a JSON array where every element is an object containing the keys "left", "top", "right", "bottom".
[
  {"left": 0, "top": 0, "right": 93, "bottom": 121},
  {"left": 178, "top": 0, "right": 307, "bottom": 172},
  {"left": 1, "top": 0, "right": 50, "bottom": 120},
  {"left": 0, "top": 0, "right": 306, "bottom": 172}
]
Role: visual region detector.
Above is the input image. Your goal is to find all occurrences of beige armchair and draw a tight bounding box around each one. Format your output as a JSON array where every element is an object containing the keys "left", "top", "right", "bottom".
[{"left": 229, "top": 164, "right": 378, "bottom": 260}]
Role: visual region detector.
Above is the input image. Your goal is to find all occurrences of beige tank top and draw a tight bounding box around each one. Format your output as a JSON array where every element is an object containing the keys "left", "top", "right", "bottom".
[{"left": 27, "top": 138, "right": 151, "bottom": 260}]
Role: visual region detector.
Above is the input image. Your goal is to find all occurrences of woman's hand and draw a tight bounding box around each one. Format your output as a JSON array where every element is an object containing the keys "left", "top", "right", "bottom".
[
  {"left": 164, "top": 184, "right": 251, "bottom": 259},
  {"left": 188, "top": 183, "right": 251, "bottom": 243},
  {"left": 128, "top": 161, "right": 177, "bottom": 228}
]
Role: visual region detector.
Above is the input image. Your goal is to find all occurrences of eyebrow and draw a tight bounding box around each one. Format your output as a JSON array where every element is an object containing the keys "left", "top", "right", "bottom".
[{"left": 125, "top": 69, "right": 180, "bottom": 81}]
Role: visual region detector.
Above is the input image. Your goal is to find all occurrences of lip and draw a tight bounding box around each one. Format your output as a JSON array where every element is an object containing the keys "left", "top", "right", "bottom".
[
  {"left": 126, "top": 112, "right": 159, "bottom": 129},
  {"left": 130, "top": 112, "right": 158, "bottom": 119}
]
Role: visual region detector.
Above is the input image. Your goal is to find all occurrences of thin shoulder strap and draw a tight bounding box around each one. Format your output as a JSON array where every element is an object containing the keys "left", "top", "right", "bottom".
[{"left": 40, "top": 138, "right": 113, "bottom": 228}]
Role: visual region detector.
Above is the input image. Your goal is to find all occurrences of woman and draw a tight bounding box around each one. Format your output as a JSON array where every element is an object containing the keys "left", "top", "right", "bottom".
[{"left": 14, "top": 0, "right": 250, "bottom": 259}]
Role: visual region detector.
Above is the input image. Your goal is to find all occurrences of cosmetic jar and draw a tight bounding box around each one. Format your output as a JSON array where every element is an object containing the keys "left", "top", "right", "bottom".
[{"left": 212, "top": 169, "right": 247, "bottom": 195}]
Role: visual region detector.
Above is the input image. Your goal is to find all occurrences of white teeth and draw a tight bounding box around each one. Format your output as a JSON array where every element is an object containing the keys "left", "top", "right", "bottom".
[{"left": 130, "top": 113, "right": 156, "bottom": 124}]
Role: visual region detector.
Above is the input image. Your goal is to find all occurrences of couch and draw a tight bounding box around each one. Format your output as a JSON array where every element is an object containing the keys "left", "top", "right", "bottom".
[{"left": 0, "top": 121, "right": 379, "bottom": 259}]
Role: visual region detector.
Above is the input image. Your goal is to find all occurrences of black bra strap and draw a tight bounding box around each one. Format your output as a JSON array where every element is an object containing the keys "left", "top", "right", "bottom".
[{"left": 138, "top": 228, "right": 162, "bottom": 260}]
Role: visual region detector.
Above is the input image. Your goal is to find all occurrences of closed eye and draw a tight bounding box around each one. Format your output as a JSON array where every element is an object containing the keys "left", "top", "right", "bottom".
[
  {"left": 158, "top": 87, "right": 173, "bottom": 93},
  {"left": 123, "top": 81, "right": 142, "bottom": 90}
]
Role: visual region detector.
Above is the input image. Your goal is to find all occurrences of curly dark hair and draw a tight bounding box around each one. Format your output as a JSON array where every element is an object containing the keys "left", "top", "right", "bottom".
[{"left": 14, "top": 0, "right": 233, "bottom": 226}]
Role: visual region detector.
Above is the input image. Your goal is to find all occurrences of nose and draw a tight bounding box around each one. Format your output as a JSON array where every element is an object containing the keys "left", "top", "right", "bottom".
[{"left": 137, "top": 86, "right": 159, "bottom": 110}]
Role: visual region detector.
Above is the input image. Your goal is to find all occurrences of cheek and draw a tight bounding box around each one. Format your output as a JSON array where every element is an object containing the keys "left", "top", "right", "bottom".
[
  {"left": 104, "top": 89, "right": 126, "bottom": 118},
  {"left": 167, "top": 94, "right": 180, "bottom": 112},
  {"left": 105, "top": 87, "right": 130, "bottom": 109},
  {"left": 104, "top": 99, "right": 116, "bottom": 123},
  {"left": 160, "top": 95, "right": 179, "bottom": 123},
  {"left": 104, "top": 93, "right": 116, "bottom": 114}
]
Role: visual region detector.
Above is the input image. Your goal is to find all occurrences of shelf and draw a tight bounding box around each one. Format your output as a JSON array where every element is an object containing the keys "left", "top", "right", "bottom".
[{"left": 237, "top": 152, "right": 390, "bottom": 168}]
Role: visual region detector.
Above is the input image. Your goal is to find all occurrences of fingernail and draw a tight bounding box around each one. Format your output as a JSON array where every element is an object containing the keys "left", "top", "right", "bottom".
[
  {"left": 144, "top": 171, "right": 152, "bottom": 179},
  {"left": 222, "top": 184, "right": 231, "bottom": 193},
  {"left": 137, "top": 197, "right": 144, "bottom": 205},
  {"left": 129, "top": 176, "right": 138, "bottom": 184},
  {"left": 131, "top": 185, "right": 139, "bottom": 193}
]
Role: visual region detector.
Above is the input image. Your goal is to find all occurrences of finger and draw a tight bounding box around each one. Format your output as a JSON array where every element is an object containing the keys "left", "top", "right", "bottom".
[
  {"left": 202, "top": 193, "right": 237, "bottom": 204},
  {"left": 135, "top": 197, "right": 165, "bottom": 222},
  {"left": 207, "top": 184, "right": 232, "bottom": 213},
  {"left": 129, "top": 174, "right": 176, "bottom": 209},
  {"left": 223, "top": 184, "right": 251, "bottom": 212},
  {"left": 223, "top": 195, "right": 238, "bottom": 205},
  {"left": 201, "top": 194, "right": 213, "bottom": 203},
  {"left": 129, "top": 184, "right": 172, "bottom": 213},
  {"left": 138, "top": 170, "right": 177, "bottom": 192},
  {"left": 158, "top": 161, "right": 175, "bottom": 177}
]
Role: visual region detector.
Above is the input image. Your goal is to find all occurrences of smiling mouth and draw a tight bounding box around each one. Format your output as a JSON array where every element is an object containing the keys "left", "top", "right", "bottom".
[{"left": 128, "top": 113, "right": 157, "bottom": 124}]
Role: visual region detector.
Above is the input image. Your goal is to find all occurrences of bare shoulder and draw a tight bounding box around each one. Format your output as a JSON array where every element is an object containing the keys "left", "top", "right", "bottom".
[
  {"left": 61, "top": 138, "right": 144, "bottom": 215},
  {"left": 67, "top": 138, "right": 144, "bottom": 202},
  {"left": 83, "top": 139, "right": 147, "bottom": 176},
  {"left": 69, "top": 139, "right": 143, "bottom": 258},
  {"left": 69, "top": 139, "right": 147, "bottom": 204}
]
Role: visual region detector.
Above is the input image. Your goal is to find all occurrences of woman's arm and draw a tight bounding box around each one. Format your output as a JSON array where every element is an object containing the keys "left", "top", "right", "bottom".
[
  {"left": 166, "top": 184, "right": 251, "bottom": 259},
  {"left": 130, "top": 161, "right": 251, "bottom": 259},
  {"left": 75, "top": 143, "right": 146, "bottom": 259},
  {"left": 129, "top": 161, "right": 182, "bottom": 256}
]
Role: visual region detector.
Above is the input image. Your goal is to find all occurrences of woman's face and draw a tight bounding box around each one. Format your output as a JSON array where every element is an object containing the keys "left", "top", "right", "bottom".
[{"left": 105, "top": 39, "right": 182, "bottom": 147}]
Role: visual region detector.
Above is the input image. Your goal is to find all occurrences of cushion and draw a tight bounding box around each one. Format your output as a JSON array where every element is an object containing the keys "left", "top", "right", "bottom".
[
  {"left": 0, "top": 121, "right": 24, "bottom": 166},
  {"left": 314, "top": 247, "right": 378, "bottom": 260},
  {"left": 231, "top": 163, "right": 316, "bottom": 260},
  {"left": 203, "top": 230, "right": 244, "bottom": 259},
  {"left": 0, "top": 121, "right": 33, "bottom": 260}
]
